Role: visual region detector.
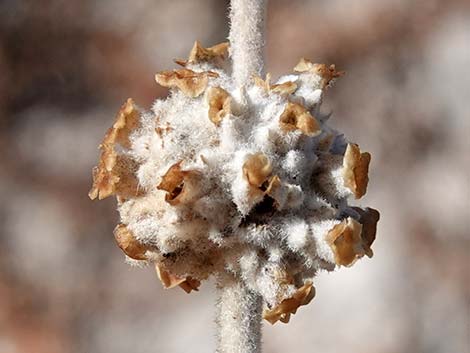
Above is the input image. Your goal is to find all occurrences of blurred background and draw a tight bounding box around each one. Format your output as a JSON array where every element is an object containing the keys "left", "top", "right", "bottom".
[{"left": 0, "top": 0, "right": 469, "bottom": 352}]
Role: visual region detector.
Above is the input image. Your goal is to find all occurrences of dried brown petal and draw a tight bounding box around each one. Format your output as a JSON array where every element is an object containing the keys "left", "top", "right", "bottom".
[
  {"left": 103, "top": 98, "right": 140, "bottom": 149},
  {"left": 352, "top": 207, "right": 380, "bottom": 257},
  {"left": 271, "top": 82, "right": 298, "bottom": 95},
  {"left": 175, "top": 41, "right": 229, "bottom": 66},
  {"left": 88, "top": 148, "right": 119, "bottom": 200},
  {"left": 326, "top": 218, "right": 364, "bottom": 266},
  {"left": 343, "top": 143, "right": 371, "bottom": 199},
  {"left": 155, "top": 264, "right": 200, "bottom": 293},
  {"left": 293, "top": 58, "right": 314, "bottom": 73},
  {"left": 155, "top": 69, "right": 219, "bottom": 97},
  {"left": 114, "top": 224, "right": 150, "bottom": 260},
  {"left": 90, "top": 153, "right": 142, "bottom": 200},
  {"left": 253, "top": 74, "right": 271, "bottom": 91},
  {"left": 263, "top": 282, "right": 315, "bottom": 324},
  {"left": 157, "top": 162, "right": 202, "bottom": 205},
  {"left": 89, "top": 99, "right": 142, "bottom": 200},
  {"left": 253, "top": 73, "right": 297, "bottom": 96},
  {"left": 207, "top": 86, "right": 231, "bottom": 125},
  {"left": 115, "top": 156, "right": 143, "bottom": 199},
  {"left": 243, "top": 153, "right": 273, "bottom": 188},
  {"left": 294, "top": 58, "right": 345, "bottom": 89},
  {"left": 279, "top": 102, "right": 321, "bottom": 136}
]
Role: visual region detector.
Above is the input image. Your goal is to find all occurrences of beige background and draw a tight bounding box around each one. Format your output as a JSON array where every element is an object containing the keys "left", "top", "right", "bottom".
[{"left": 0, "top": 1, "right": 469, "bottom": 352}]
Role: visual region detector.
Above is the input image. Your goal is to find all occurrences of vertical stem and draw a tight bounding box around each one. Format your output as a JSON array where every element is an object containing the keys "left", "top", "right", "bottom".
[
  {"left": 216, "top": 274, "right": 263, "bottom": 353},
  {"left": 229, "top": 0, "right": 267, "bottom": 87},
  {"left": 217, "top": 2, "right": 265, "bottom": 351}
]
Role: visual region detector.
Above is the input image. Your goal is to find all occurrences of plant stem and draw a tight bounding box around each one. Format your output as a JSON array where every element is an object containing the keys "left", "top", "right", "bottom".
[
  {"left": 216, "top": 2, "right": 266, "bottom": 352},
  {"left": 229, "top": 0, "right": 267, "bottom": 87},
  {"left": 216, "top": 273, "right": 263, "bottom": 353}
]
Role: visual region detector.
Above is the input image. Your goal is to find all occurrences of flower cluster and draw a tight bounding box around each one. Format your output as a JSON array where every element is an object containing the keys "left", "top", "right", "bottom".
[{"left": 89, "top": 41, "right": 380, "bottom": 324}]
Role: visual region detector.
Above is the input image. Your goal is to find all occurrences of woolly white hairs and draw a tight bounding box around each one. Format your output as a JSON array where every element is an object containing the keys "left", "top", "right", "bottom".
[{"left": 89, "top": 1, "right": 379, "bottom": 352}]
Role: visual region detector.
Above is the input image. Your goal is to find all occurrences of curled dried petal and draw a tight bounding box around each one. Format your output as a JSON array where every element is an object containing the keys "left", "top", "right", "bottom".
[
  {"left": 253, "top": 74, "right": 271, "bottom": 91},
  {"left": 155, "top": 69, "right": 219, "bottom": 97},
  {"left": 114, "top": 224, "right": 150, "bottom": 260},
  {"left": 157, "top": 162, "right": 202, "bottom": 205},
  {"left": 206, "top": 86, "right": 231, "bottom": 126},
  {"left": 89, "top": 146, "right": 142, "bottom": 200},
  {"left": 263, "top": 282, "right": 315, "bottom": 324},
  {"left": 271, "top": 81, "right": 298, "bottom": 96},
  {"left": 89, "top": 99, "right": 142, "bottom": 200},
  {"left": 293, "top": 58, "right": 315, "bottom": 73},
  {"left": 352, "top": 207, "right": 380, "bottom": 257},
  {"left": 243, "top": 153, "right": 273, "bottom": 188},
  {"left": 155, "top": 264, "right": 200, "bottom": 293},
  {"left": 343, "top": 143, "right": 371, "bottom": 199},
  {"left": 88, "top": 99, "right": 142, "bottom": 200},
  {"left": 279, "top": 102, "right": 321, "bottom": 136},
  {"left": 103, "top": 98, "right": 140, "bottom": 149},
  {"left": 89, "top": 148, "right": 118, "bottom": 200},
  {"left": 326, "top": 218, "right": 364, "bottom": 266},
  {"left": 294, "top": 58, "right": 345, "bottom": 88},
  {"left": 175, "top": 41, "right": 229, "bottom": 66},
  {"left": 253, "top": 73, "right": 297, "bottom": 96}
]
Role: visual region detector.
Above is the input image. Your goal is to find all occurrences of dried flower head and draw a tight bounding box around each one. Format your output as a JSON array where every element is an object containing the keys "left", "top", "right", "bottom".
[{"left": 89, "top": 40, "right": 379, "bottom": 325}]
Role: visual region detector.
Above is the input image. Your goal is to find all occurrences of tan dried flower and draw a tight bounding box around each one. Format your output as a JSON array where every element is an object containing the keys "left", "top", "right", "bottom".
[
  {"left": 294, "top": 58, "right": 345, "bottom": 89},
  {"left": 279, "top": 102, "right": 321, "bottom": 136},
  {"left": 207, "top": 86, "right": 231, "bottom": 125},
  {"left": 253, "top": 73, "right": 298, "bottom": 96},
  {"left": 343, "top": 143, "right": 371, "bottom": 199},
  {"left": 326, "top": 218, "right": 364, "bottom": 267},
  {"left": 353, "top": 207, "right": 380, "bottom": 257},
  {"left": 155, "top": 69, "right": 219, "bottom": 97},
  {"left": 88, "top": 99, "right": 142, "bottom": 200},
  {"left": 114, "top": 224, "right": 150, "bottom": 260},
  {"left": 175, "top": 41, "right": 229, "bottom": 66},
  {"left": 103, "top": 98, "right": 141, "bottom": 148},
  {"left": 263, "top": 282, "right": 315, "bottom": 324},
  {"left": 243, "top": 153, "right": 273, "bottom": 188},
  {"left": 155, "top": 264, "right": 201, "bottom": 293},
  {"left": 157, "top": 162, "right": 202, "bottom": 205}
]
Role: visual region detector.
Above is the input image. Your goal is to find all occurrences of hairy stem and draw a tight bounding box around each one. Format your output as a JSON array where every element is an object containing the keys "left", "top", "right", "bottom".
[
  {"left": 229, "top": 0, "right": 267, "bottom": 87},
  {"left": 216, "top": 274, "right": 263, "bottom": 353},
  {"left": 216, "top": 2, "right": 266, "bottom": 352}
]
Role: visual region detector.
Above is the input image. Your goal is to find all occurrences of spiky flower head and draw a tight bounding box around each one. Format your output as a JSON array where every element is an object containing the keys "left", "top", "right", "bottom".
[{"left": 89, "top": 41, "right": 380, "bottom": 324}]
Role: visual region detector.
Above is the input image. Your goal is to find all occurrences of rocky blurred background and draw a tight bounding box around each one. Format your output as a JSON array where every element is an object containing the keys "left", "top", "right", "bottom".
[{"left": 0, "top": 0, "right": 469, "bottom": 352}]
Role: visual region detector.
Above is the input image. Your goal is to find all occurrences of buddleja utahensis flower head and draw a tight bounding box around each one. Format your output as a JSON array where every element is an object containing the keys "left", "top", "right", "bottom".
[{"left": 89, "top": 41, "right": 380, "bottom": 324}]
